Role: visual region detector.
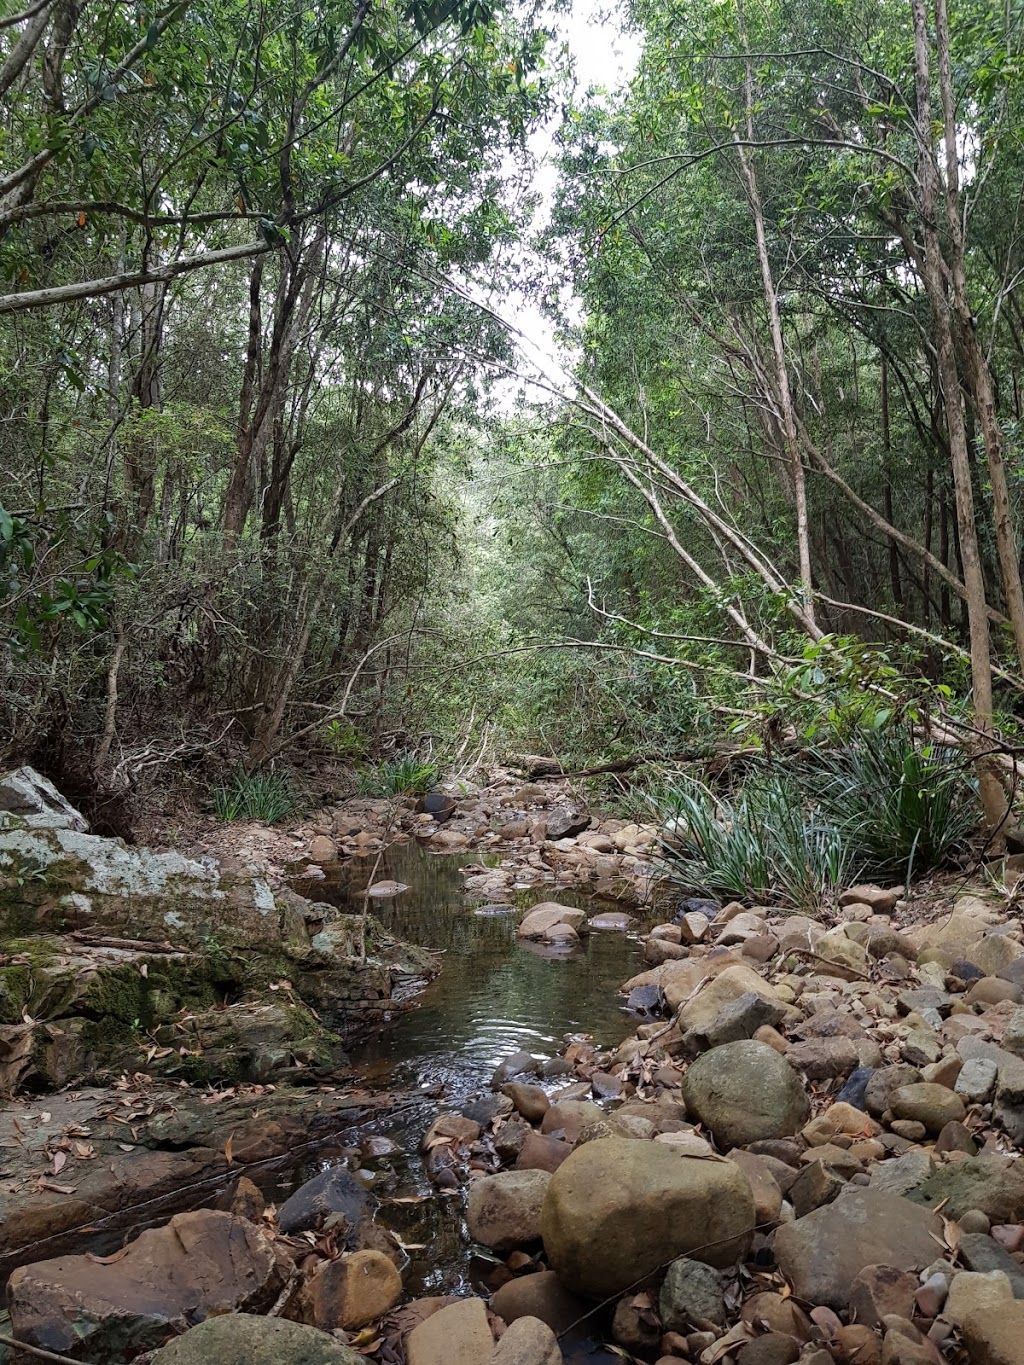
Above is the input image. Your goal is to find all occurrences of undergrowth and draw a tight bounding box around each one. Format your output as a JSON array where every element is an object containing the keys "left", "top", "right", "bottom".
[
  {"left": 651, "top": 729, "right": 977, "bottom": 908},
  {"left": 211, "top": 769, "right": 296, "bottom": 823},
  {"left": 355, "top": 755, "right": 439, "bottom": 797}
]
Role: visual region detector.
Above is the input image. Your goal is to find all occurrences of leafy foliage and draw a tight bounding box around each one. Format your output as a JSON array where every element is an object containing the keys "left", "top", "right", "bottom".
[
  {"left": 211, "top": 770, "right": 296, "bottom": 823},
  {"left": 356, "top": 755, "right": 440, "bottom": 796},
  {"left": 653, "top": 774, "right": 856, "bottom": 910},
  {"left": 652, "top": 730, "right": 979, "bottom": 908},
  {"left": 812, "top": 731, "right": 978, "bottom": 880}
]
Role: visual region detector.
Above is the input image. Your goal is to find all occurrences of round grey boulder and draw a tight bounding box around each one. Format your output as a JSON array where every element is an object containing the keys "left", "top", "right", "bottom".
[{"left": 681, "top": 1041, "right": 809, "bottom": 1148}]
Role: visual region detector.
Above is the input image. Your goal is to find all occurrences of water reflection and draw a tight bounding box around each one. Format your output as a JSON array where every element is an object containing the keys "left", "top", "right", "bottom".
[{"left": 293, "top": 841, "right": 646, "bottom": 1101}]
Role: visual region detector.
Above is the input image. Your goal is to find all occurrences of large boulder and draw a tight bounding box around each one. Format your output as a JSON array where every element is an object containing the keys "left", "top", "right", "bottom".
[
  {"left": 151, "top": 1314, "right": 368, "bottom": 1365},
  {"left": 466, "top": 1170, "right": 550, "bottom": 1252},
  {"left": 681, "top": 1041, "right": 809, "bottom": 1148},
  {"left": 0, "top": 767, "right": 88, "bottom": 831},
  {"left": 540, "top": 1137, "right": 755, "bottom": 1298},
  {"left": 7, "top": 1210, "right": 287, "bottom": 1361},
  {"left": 773, "top": 1189, "right": 944, "bottom": 1311}
]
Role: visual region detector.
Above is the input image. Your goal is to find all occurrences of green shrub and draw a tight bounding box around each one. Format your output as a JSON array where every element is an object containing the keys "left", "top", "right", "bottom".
[
  {"left": 211, "top": 769, "right": 296, "bottom": 823},
  {"left": 653, "top": 774, "right": 855, "bottom": 910},
  {"left": 650, "top": 729, "right": 979, "bottom": 909},
  {"left": 811, "top": 729, "right": 977, "bottom": 880},
  {"left": 355, "top": 755, "right": 440, "bottom": 797}
]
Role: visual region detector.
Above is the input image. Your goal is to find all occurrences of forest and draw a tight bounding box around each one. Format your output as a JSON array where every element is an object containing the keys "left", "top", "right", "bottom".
[{"left": 3, "top": 0, "right": 1024, "bottom": 860}]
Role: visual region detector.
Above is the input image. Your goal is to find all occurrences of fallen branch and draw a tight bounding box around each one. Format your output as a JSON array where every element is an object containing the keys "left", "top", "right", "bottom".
[
  {"left": 67, "top": 932, "right": 190, "bottom": 955},
  {"left": 0, "top": 1332, "right": 92, "bottom": 1365}
]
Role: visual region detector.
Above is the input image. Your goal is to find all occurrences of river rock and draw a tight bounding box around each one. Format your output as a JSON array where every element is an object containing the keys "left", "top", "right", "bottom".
[
  {"left": 503, "top": 1083, "right": 550, "bottom": 1122},
  {"left": 150, "top": 1315, "right": 368, "bottom": 1365},
  {"left": 307, "top": 1249, "right": 403, "bottom": 1330},
  {"left": 278, "top": 1166, "right": 377, "bottom": 1238},
  {"left": 962, "top": 1301, "right": 1024, "bottom": 1365},
  {"left": 540, "top": 1137, "right": 755, "bottom": 1297},
  {"left": 8, "top": 1210, "right": 287, "bottom": 1361},
  {"left": 945, "top": 1270, "right": 1014, "bottom": 1323},
  {"left": 540, "top": 1100, "right": 604, "bottom": 1141},
  {"left": 681, "top": 1041, "right": 810, "bottom": 1147},
  {"left": 864, "top": 1066, "right": 923, "bottom": 1119},
  {"left": 889, "top": 1083, "right": 966, "bottom": 1134},
  {"left": 904, "top": 1156, "right": 1024, "bottom": 1223},
  {"left": 490, "top": 1271, "right": 587, "bottom": 1335},
  {"left": 675, "top": 963, "right": 785, "bottom": 1028},
  {"left": 546, "top": 809, "right": 591, "bottom": 840},
  {"left": 493, "top": 1052, "right": 542, "bottom": 1086},
  {"left": 516, "top": 1131, "right": 573, "bottom": 1172},
  {"left": 659, "top": 1258, "right": 726, "bottom": 1328},
  {"left": 725, "top": 1150, "right": 785, "bottom": 1223},
  {"left": 467, "top": 1170, "right": 550, "bottom": 1252},
  {"left": 848, "top": 1266, "right": 919, "bottom": 1327},
  {"left": 407, "top": 1296, "right": 494, "bottom": 1365},
  {"left": 773, "top": 1189, "right": 944, "bottom": 1310},
  {"left": 491, "top": 1315, "right": 562, "bottom": 1365},
  {"left": 517, "top": 905, "right": 587, "bottom": 941}
]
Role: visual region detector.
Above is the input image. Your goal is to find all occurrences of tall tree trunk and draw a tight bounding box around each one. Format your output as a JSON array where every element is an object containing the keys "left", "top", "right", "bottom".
[
  {"left": 933, "top": 0, "right": 1024, "bottom": 673},
  {"left": 912, "top": 0, "right": 1006, "bottom": 836},
  {"left": 734, "top": 13, "right": 815, "bottom": 624}
]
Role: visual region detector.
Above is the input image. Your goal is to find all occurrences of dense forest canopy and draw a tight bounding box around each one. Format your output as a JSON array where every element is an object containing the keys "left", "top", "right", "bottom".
[{"left": 3, "top": 0, "right": 1024, "bottom": 845}]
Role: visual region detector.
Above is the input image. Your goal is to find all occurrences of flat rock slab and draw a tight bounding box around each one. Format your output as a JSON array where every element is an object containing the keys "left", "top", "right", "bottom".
[
  {"left": 8, "top": 1209, "right": 287, "bottom": 1361},
  {"left": 0, "top": 1083, "right": 391, "bottom": 1278},
  {"left": 774, "top": 1188, "right": 944, "bottom": 1310}
]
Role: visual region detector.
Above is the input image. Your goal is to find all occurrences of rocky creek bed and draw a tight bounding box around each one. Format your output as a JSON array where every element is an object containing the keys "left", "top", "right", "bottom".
[{"left": 2, "top": 767, "right": 1024, "bottom": 1365}]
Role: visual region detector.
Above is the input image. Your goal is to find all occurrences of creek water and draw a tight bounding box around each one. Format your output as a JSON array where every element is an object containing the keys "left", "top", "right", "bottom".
[{"left": 277, "top": 840, "right": 649, "bottom": 1310}]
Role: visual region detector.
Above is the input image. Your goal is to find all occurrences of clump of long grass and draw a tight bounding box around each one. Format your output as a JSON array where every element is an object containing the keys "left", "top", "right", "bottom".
[
  {"left": 650, "top": 728, "right": 979, "bottom": 910},
  {"left": 211, "top": 769, "right": 296, "bottom": 823},
  {"left": 811, "top": 728, "right": 977, "bottom": 880},
  {"left": 654, "top": 774, "right": 855, "bottom": 911},
  {"left": 355, "top": 754, "right": 439, "bottom": 797}
]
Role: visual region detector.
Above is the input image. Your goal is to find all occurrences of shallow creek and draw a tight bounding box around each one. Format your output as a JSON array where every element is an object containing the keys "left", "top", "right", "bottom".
[{"left": 277, "top": 841, "right": 648, "bottom": 1308}]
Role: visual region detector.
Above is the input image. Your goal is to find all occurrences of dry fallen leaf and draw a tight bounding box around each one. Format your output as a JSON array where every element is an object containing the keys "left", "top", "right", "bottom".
[
  {"left": 223, "top": 1134, "right": 234, "bottom": 1165},
  {"left": 52, "top": 1151, "right": 67, "bottom": 1175}
]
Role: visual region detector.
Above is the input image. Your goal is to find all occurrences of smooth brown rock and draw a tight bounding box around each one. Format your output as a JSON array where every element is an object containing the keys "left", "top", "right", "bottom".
[
  {"left": 961, "top": 1300, "right": 1024, "bottom": 1365},
  {"left": 309, "top": 1250, "right": 403, "bottom": 1330},
  {"left": 740, "top": 1292, "right": 811, "bottom": 1341},
  {"left": 889, "top": 1084, "right": 966, "bottom": 1134},
  {"left": 467, "top": 1171, "right": 550, "bottom": 1252},
  {"left": 490, "top": 1273, "right": 586, "bottom": 1336},
  {"left": 492, "top": 1316, "right": 562, "bottom": 1365},
  {"left": 831, "top": 1325, "right": 882, "bottom": 1365},
  {"left": 503, "top": 1084, "right": 550, "bottom": 1123},
  {"left": 849, "top": 1266, "right": 918, "bottom": 1328},
  {"left": 540, "top": 1101, "right": 604, "bottom": 1142},
  {"left": 407, "top": 1297, "right": 495, "bottom": 1365},
  {"left": 540, "top": 1138, "right": 755, "bottom": 1298},
  {"left": 802, "top": 1103, "right": 881, "bottom": 1147},
  {"left": 8, "top": 1210, "right": 287, "bottom": 1360},
  {"left": 515, "top": 1131, "right": 572, "bottom": 1174}
]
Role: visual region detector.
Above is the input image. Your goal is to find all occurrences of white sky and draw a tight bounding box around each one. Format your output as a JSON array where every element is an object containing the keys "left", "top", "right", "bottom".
[{"left": 504, "top": 0, "right": 640, "bottom": 368}]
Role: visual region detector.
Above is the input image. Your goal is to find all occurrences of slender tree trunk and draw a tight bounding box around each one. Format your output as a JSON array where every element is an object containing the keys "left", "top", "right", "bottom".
[
  {"left": 913, "top": 0, "right": 1006, "bottom": 836},
  {"left": 933, "top": 0, "right": 1024, "bottom": 673},
  {"left": 881, "top": 357, "right": 903, "bottom": 605},
  {"left": 734, "top": 17, "right": 815, "bottom": 623}
]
